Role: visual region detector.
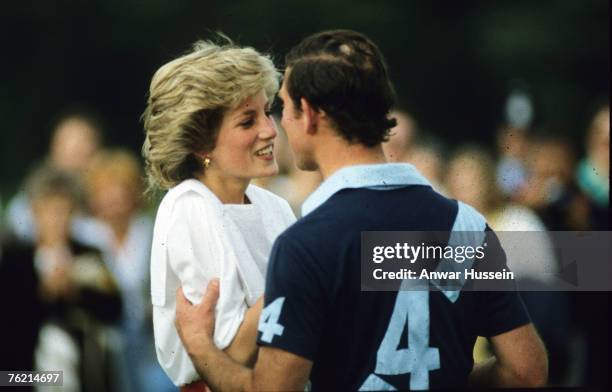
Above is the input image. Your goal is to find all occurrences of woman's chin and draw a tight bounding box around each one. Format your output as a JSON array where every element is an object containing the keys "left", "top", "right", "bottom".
[{"left": 254, "top": 161, "right": 279, "bottom": 178}]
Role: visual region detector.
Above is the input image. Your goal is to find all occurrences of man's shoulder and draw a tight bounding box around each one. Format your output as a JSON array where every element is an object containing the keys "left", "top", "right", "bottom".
[
  {"left": 280, "top": 185, "right": 461, "bottom": 257},
  {"left": 304, "top": 185, "right": 459, "bottom": 228}
]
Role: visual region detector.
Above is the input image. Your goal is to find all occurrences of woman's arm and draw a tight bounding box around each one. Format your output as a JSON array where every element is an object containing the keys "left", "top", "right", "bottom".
[
  {"left": 154, "top": 193, "right": 262, "bottom": 385},
  {"left": 223, "top": 296, "right": 263, "bottom": 366}
]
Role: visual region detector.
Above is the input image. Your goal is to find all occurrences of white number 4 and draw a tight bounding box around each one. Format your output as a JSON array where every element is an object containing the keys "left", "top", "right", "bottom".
[
  {"left": 258, "top": 297, "right": 285, "bottom": 343},
  {"left": 360, "top": 291, "right": 440, "bottom": 391}
]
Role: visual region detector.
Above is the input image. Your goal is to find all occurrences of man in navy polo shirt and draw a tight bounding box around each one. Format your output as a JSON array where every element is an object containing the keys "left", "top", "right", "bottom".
[{"left": 174, "top": 30, "right": 548, "bottom": 390}]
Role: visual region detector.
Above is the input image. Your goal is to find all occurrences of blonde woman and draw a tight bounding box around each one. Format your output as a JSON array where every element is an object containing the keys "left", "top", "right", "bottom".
[
  {"left": 142, "top": 40, "right": 296, "bottom": 391},
  {"left": 81, "top": 148, "right": 174, "bottom": 391}
]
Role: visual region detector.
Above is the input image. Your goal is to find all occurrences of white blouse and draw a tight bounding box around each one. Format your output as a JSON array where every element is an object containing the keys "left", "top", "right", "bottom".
[{"left": 150, "top": 179, "right": 296, "bottom": 386}]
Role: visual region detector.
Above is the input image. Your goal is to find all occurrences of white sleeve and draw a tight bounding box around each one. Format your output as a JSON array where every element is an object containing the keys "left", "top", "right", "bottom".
[{"left": 151, "top": 193, "right": 247, "bottom": 386}]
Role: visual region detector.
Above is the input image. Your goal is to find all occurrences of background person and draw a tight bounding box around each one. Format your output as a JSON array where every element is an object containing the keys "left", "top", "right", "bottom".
[
  {"left": 445, "top": 145, "right": 572, "bottom": 385},
  {"left": 575, "top": 105, "right": 609, "bottom": 230},
  {"left": 25, "top": 164, "right": 121, "bottom": 392},
  {"left": 0, "top": 226, "right": 43, "bottom": 392},
  {"left": 81, "top": 148, "right": 174, "bottom": 392},
  {"left": 5, "top": 107, "right": 104, "bottom": 243}
]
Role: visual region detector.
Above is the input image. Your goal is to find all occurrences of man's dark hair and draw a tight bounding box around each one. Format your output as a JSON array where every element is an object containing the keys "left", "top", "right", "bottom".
[{"left": 285, "top": 30, "right": 397, "bottom": 146}]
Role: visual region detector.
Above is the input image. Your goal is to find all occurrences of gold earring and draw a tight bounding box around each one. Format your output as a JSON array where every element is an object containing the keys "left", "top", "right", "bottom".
[{"left": 203, "top": 157, "right": 211, "bottom": 168}]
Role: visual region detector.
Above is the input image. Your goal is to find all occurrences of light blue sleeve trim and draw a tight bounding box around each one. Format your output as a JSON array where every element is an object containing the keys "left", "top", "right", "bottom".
[{"left": 433, "top": 201, "right": 487, "bottom": 303}]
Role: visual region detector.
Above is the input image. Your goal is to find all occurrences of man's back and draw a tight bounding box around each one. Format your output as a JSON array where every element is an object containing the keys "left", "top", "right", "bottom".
[{"left": 259, "top": 185, "right": 529, "bottom": 390}]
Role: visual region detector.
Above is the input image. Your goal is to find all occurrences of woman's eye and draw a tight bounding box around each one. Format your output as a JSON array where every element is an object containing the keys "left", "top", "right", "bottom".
[{"left": 240, "top": 118, "right": 255, "bottom": 128}]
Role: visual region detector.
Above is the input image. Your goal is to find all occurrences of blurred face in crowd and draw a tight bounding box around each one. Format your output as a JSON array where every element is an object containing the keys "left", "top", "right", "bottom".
[
  {"left": 50, "top": 117, "right": 100, "bottom": 173},
  {"left": 497, "top": 127, "right": 527, "bottom": 159},
  {"left": 382, "top": 111, "right": 415, "bottom": 163},
  {"left": 89, "top": 179, "right": 138, "bottom": 225},
  {"left": 278, "top": 71, "right": 317, "bottom": 171},
  {"left": 32, "top": 193, "right": 74, "bottom": 245},
  {"left": 446, "top": 154, "right": 488, "bottom": 212},
  {"left": 527, "top": 141, "right": 574, "bottom": 183},
  {"left": 205, "top": 90, "right": 279, "bottom": 181},
  {"left": 588, "top": 108, "right": 610, "bottom": 173},
  {"left": 409, "top": 146, "right": 443, "bottom": 185}
]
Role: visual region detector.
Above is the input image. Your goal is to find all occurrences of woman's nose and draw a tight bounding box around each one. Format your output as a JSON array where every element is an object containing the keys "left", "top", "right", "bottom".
[{"left": 260, "top": 115, "right": 278, "bottom": 140}]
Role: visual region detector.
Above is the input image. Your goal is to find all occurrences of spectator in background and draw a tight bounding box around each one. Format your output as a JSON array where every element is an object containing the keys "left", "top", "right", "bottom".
[
  {"left": 576, "top": 106, "right": 609, "bottom": 230},
  {"left": 0, "top": 227, "right": 43, "bottom": 391},
  {"left": 381, "top": 109, "right": 416, "bottom": 163},
  {"left": 445, "top": 145, "right": 571, "bottom": 385},
  {"left": 571, "top": 105, "right": 610, "bottom": 389},
  {"left": 496, "top": 125, "right": 529, "bottom": 198},
  {"left": 5, "top": 107, "right": 104, "bottom": 243},
  {"left": 382, "top": 111, "right": 448, "bottom": 194},
  {"left": 48, "top": 111, "right": 103, "bottom": 174},
  {"left": 445, "top": 146, "right": 557, "bottom": 279},
  {"left": 26, "top": 165, "right": 121, "bottom": 392},
  {"left": 408, "top": 134, "right": 447, "bottom": 195},
  {"left": 517, "top": 135, "right": 590, "bottom": 231},
  {"left": 82, "top": 148, "right": 174, "bottom": 392}
]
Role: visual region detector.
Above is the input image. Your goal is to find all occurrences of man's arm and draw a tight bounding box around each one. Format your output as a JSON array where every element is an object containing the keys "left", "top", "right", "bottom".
[
  {"left": 469, "top": 323, "right": 548, "bottom": 388},
  {"left": 175, "top": 280, "right": 312, "bottom": 391}
]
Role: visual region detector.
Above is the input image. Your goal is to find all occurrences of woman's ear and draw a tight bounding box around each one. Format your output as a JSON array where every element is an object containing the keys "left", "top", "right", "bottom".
[{"left": 195, "top": 151, "right": 212, "bottom": 160}]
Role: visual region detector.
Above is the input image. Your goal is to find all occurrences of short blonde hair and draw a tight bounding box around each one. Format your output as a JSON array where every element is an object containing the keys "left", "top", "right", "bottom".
[
  {"left": 85, "top": 148, "right": 144, "bottom": 201},
  {"left": 141, "top": 40, "right": 280, "bottom": 193}
]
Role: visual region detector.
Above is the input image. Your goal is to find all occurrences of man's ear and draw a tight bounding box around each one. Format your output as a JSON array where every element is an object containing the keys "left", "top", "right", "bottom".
[{"left": 300, "top": 98, "right": 320, "bottom": 135}]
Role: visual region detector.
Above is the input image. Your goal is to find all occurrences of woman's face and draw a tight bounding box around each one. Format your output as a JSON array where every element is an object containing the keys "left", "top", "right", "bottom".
[
  {"left": 89, "top": 179, "right": 138, "bottom": 224},
  {"left": 206, "top": 90, "right": 278, "bottom": 180},
  {"left": 32, "top": 193, "right": 73, "bottom": 245}
]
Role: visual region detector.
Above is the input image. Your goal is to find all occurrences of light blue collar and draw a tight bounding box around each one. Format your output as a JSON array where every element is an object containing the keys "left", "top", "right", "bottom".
[{"left": 301, "top": 163, "right": 431, "bottom": 216}]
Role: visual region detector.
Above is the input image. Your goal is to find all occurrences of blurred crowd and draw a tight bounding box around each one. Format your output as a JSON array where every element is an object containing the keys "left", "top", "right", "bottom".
[
  {"left": 0, "top": 108, "right": 174, "bottom": 392},
  {"left": 0, "top": 102, "right": 608, "bottom": 390}
]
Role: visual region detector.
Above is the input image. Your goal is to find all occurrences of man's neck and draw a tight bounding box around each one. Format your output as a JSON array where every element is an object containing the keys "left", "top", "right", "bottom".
[{"left": 315, "top": 136, "right": 387, "bottom": 180}]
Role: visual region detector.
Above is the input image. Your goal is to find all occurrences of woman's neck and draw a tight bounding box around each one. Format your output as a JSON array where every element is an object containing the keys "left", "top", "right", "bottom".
[{"left": 197, "top": 172, "right": 250, "bottom": 204}]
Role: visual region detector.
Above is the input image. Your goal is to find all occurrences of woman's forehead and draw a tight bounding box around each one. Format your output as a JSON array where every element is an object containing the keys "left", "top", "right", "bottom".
[{"left": 228, "top": 91, "right": 269, "bottom": 115}]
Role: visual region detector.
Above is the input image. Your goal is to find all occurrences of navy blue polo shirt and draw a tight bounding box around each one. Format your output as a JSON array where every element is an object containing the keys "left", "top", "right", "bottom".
[{"left": 257, "top": 164, "right": 529, "bottom": 390}]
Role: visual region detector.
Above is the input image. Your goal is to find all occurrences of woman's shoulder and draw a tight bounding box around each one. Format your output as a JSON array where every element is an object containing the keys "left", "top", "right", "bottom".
[
  {"left": 160, "top": 179, "right": 218, "bottom": 213},
  {"left": 153, "top": 180, "right": 220, "bottom": 234}
]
